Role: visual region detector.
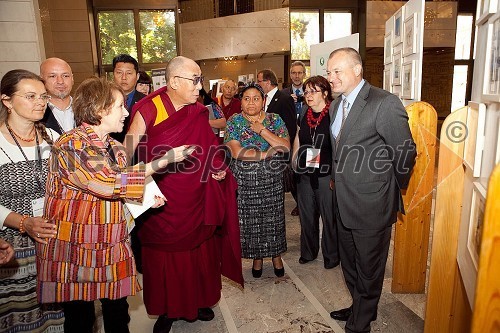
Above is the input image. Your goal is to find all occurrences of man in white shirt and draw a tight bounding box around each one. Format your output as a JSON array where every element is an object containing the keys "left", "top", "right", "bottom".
[{"left": 40, "top": 58, "right": 75, "bottom": 134}]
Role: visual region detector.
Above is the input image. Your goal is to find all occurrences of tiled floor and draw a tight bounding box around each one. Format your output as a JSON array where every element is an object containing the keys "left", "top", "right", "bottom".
[{"left": 98, "top": 193, "right": 427, "bottom": 333}]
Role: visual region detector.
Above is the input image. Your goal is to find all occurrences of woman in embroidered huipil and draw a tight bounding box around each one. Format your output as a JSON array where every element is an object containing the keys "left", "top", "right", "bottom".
[
  {"left": 224, "top": 83, "right": 290, "bottom": 279},
  {"left": 36, "top": 77, "right": 192, "bottom": 333},
  {"left": 292, "top": 75, "right": 339, "bottom": 269},
  {"left": 0, "top": 69, "right": 64, "bottom": 333}
]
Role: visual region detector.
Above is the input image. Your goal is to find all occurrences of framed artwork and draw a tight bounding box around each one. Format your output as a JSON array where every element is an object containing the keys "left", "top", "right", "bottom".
[
  {"left": 467, "top": 182, "right": 486, "bottom": 270},
  {"left": 393, "top": 7, "right": 404, "bottom": 45},
  {"left": 401, "top": 60, "right": 415, "bottom": 99},
  {"left": 476, "top": 0, "right": 499, "bottom": 25},
  {"left": 403, "top": 13, "right": 418, "bottom": 57},
  {"left": 384, "top": 32, "right": 392, "bottom": 64},
  {"left": 392, "top": 50, "right": 402, "bottom": 86},
  {"left": 238, "top": 75, "right": 247, "bottom": 84},
  {"left": 463, "top": 101, "right": 486, "bottom": 177},
  {"left": 248, "top": 74, "right": 254, "bottom": 83},
  {"left": 482, "top": 13, "right": 500, "bottom": 102},
  {"left": 383, "top": 68, "right": 391, "bottom": 91},
  {"left": 457, "top": 181, "right": 487, "bottom": 306}
]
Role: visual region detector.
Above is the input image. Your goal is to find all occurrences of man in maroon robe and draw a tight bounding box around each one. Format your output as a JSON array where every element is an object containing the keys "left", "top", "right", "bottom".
[
  {"left": 220, "top": 79, "right": 241, "bottom": 120},
  {"left": 126, "top": 56, "right": 243, "bottom": 333}
]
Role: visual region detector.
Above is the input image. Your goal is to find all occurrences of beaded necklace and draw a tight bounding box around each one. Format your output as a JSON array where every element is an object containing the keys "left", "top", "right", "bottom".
[{"left": 306, "top": 103, "right": 330, "bottom": 128}]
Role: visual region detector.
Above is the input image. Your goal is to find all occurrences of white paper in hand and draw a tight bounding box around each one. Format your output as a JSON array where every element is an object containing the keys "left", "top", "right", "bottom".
[{"left": 124, "top": 176, "right": 165, "bottom": 218}]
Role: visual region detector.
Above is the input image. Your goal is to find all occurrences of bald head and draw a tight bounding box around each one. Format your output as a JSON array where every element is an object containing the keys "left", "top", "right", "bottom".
[
  {"left": 165, "top": 56, "right": 203, "bottom": 109},
  {"left": 40, "top": 57, "right": 74, "bottom": 100},
  {"left": 221, "top": 79, "right": 237, "bottom": 99},
  {"left": 166, "top": 56, "right": 199, "bottom": 83}
]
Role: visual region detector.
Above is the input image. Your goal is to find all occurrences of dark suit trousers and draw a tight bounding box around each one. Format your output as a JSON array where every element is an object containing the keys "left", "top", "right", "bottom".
[
  {"left": 335, "top": 195, "right": 392, "bottom": 333},
  {"left": 297, "top": 175, "right": 339, "bottom": 266}
]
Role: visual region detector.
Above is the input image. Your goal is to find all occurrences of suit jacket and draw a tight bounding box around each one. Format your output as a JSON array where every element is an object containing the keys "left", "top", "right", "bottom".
[
  {"left": 267, "top": 89, "right": 297, "bottom": 144},
  {"left": 329, "top": 81, "right": 416, "bottom": 230},
  {"left": 42, "top": 105, "right": 65, "bottom": 135},
  {"left": 112, "top": 90, "right": 146, "bottom": 143}
]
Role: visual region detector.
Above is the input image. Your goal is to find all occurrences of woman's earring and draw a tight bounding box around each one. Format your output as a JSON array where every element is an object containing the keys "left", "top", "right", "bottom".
[{"left": 7, "top": 108, "right": 12, "bottom": 114}]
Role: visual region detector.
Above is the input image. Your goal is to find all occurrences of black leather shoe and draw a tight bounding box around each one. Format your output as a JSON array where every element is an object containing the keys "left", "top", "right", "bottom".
[
  {"left": 299, "top": 257, "right": 311, "bottom": 264},
  {"left": 197, "top": 308, "right": 215, "bottom": 321},
  {"left": 252, "top": 268, "right": 262, "bottom": 278},
  {"left": 153, "top": 315, "right": 173, "bottom": 333},
  {"left": 330, "top": 307, "right": 352, "bottom": 321},
  {"left": 324, "top": 261, "right": 340, "bottom": 269}
]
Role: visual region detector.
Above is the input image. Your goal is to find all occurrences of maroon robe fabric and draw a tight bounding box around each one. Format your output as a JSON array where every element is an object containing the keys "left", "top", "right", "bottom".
[{"left": 133, "top": 88, "right": 243, "bottom": 319}]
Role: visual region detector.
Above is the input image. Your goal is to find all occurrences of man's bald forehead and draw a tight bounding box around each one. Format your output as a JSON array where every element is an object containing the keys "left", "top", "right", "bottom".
[
  {"left": 223, "top": 80, "right": 236, "bottom": 88},
  {"left": 40, "top": 57, "right": 72, "bottom": 74},
  {"left": 166, "top": 56, "right": 199, "bottom": 79}
]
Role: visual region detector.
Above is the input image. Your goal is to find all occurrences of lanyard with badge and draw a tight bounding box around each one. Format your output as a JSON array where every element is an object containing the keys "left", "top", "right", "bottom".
[
  {"left": 6, "top": 124, "right": 45, "bottom": 216},
  {"left": 305, "top": 104, "right": 330, "bottom": 168}
]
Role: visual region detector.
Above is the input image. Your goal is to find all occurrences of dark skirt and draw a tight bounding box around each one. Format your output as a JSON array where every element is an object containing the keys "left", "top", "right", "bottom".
[{"left": 230, "top": 157, "right": 287, "bottom": 259}]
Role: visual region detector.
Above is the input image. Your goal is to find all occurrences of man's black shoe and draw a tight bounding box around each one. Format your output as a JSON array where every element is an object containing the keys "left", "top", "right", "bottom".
[
  {"left": 330, "top": 307, "right": 352, "bottom": 321},
  {"left": 324, "top": 261, "right": 340, "bottom": 269},
  {"left": 197, "top": 307, "right": 215, "bottom": 321},
  {"left": 298, "top": 257, "right": 311, "bottom": 264},
  {"left": 153, "top": 315, "right": 173, "bottom": 333}
]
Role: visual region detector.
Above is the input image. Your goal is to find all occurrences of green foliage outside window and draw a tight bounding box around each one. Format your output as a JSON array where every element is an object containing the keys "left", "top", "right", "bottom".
[
  {"left": 139, "top": 11, "right": 177, "bottom": 64},
  {"left": 98, "top": 11, "right": 137, "bottom": 65},
  {"left": 97, "top": 9, "right": 177, "bottom": 66}
]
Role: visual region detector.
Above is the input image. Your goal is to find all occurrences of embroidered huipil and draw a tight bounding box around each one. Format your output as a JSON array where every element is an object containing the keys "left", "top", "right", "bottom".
[{"left": 36, "top": 123, "right": 145, "bottom": 303}]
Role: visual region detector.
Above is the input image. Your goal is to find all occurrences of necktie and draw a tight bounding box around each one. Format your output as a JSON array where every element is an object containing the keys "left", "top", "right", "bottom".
[
  {"left": 295, "top": 89, "right": 302, "bottom": 115},
  {"left": 264, "top": 94, "right": 268, "bottom": 112},
  {"left": 335, "top": 98, "right": 349, "bottom": 148}
]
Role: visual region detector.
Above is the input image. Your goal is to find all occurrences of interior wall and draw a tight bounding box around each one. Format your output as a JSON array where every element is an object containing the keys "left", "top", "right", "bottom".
[
  {"left": 0, "top": 0, "right": 46, "bottom": 77},
  {"left": 199, "top": 55, "right": 286, "bottom": 91},
  {"left": 38, "top": 0, "right": 95, "bottom": 90}
]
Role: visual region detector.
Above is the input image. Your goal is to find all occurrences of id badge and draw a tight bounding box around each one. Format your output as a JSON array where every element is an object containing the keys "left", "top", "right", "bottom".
[
  {"left": 306, "top": 148, "right": 321, "bottom": 168},
  {"left": 32, "top": 197, "right": 45, "bottom": 217},
  {"left": 219, "top": 130, "right": 225, "bottom": 138}
]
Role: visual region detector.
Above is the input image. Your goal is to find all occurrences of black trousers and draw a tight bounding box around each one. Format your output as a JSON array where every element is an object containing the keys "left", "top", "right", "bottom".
[
  {"left": 62, "top": 297, "right": 130, "bottom": 333},
  {"left": 297, "top": 175, "right": 339, "bottom": 265},
  {"left": 335, "top": 196, "right": 392, "bottom": 333}
]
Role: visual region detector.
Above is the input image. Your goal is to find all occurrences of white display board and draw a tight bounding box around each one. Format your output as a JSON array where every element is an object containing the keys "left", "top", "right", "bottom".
[{"left": 310, "top": 33, "right": 359, "bottom": 77}]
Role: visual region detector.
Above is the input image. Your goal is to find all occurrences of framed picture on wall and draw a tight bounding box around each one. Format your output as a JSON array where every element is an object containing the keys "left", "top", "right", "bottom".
[
  {"left": 384, "top": 32, "right": 392, "bottom": 64},
  {"left": 457, "top": 180, "right": 487, "bottom": 307},
  {"left": 401, "top": 60, "right": 415, "bottom": 99},
  {"left": 383, "top": 68, "right": 391, "bottom": 91},
  {"left": 463, "top": 101, "right": 487, "bottom": 177},
  {"left": 476, "top": 0, "right": 499, "bottom": 25},
  {"left": 393, "top": 7, "right": 404, "bottom": 45},
  {"left": 392, "top": 50, "right": 402, "bottom": 86},
  {"left": 467, "top": 182, "right": 487, "bottom": 269},
  {"left": 482, "top": 13, "right": 500, "bottom": 102},
  {"left": 403, "top": 13, "right": 418, "bottom": 57}
]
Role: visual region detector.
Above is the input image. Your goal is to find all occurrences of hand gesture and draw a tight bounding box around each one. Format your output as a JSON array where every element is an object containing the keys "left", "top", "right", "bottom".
[
  {"left": 0, "top": 238, "right": 14, "bottom": 265},
  {"left": 212, "top": 170, "right": 226, "bottom": 181},
  {"left": 159, "top": 145, "right": 196, "bottom": 168}
]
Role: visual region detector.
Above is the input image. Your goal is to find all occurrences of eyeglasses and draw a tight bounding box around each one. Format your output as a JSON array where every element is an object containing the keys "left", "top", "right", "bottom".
[
  {"left": 291, "top": 71, "right": 304, "bottom": 76},
  {"left": 303, "top": 90, "right": 322, "bottom": 96},
  {"left": 12, "top": 93, "right": 51, "bottom": 102},
  {"left": 175, "top": 75, "right": 204, "bottom": 86},
  {"left": 256, "top": 79, "right": 268, "bottom": 84}
]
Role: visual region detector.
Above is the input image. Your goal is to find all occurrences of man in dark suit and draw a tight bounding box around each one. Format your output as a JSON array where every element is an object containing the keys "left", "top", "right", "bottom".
[
  {"left": 111, "top": 54, "right": 146, "bottom": 142},
  {"left": 40, "top": 57, "right": 75, "bottom": 134},
  {"left": 257, "top": 69, "right": 297, "bottom": 147},
  {"left": 281, "top": 61, "right": 307, "bottom": 216},
  {"left": 327, "top": 47, "right": 416, "bottom": 333}
]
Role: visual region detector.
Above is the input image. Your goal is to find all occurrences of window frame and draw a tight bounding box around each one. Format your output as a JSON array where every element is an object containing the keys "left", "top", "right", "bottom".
[{"left": 93, "top": 6, "right": 178, "bottom": 76}]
